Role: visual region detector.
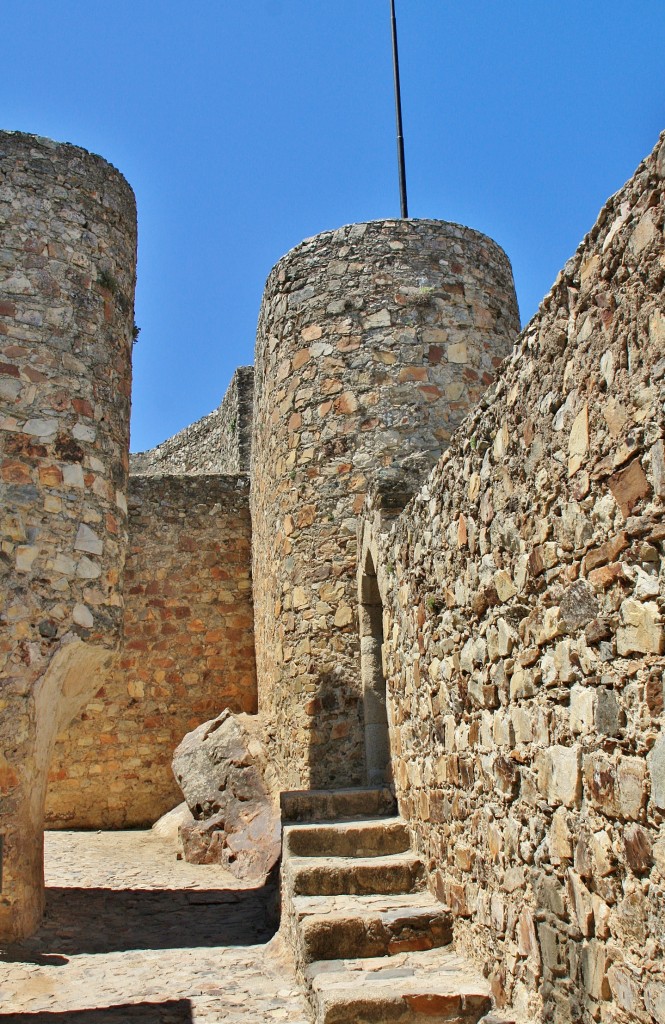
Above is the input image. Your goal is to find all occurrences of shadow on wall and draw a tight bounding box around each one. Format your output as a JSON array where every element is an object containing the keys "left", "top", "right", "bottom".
[
  {"left": 306, "top": 657, "right": 364, "bottom": 789},
  {"left": 359, "top": 549, "right": 390, "bottom": 786},
  {"left": 304, "top": 530, "right": 393, "bottom": 789},
  {"left": 0, "top": 1003, "right": 193, "bottom": 1024}
]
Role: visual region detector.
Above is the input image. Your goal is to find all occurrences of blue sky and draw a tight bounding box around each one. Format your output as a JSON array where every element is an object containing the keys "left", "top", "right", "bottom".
[{"left": 2, "top": 2, "right": 663, "bottom": 452}]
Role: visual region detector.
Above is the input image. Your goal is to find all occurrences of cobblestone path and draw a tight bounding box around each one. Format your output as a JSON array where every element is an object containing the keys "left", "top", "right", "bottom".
[{"left": 0, "top": 830, "right": 313, "bottom": 1023}]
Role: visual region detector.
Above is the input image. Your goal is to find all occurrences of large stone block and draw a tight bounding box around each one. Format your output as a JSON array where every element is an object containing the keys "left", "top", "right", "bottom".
[
  {"left": 648, "top": 735, "right": 665, "bottom": 811},
  {"left": 538, "top": 746, "right": 582, "bottom": 808},
  {"left": 172, "top": 710, "right": 280, "bottom": 884}
]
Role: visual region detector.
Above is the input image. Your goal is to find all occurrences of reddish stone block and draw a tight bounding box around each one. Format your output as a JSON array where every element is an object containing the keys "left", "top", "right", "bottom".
[
  {"left": 72, "top": 398, "right": 94, "bottom": 417},
  {"left": 588, "top": 561, "right": 625, "bottom": 589},
  {"left": 609, "top": 459, "right": 652, "bottom": 517},
  {"left": 399, "top": 366, "right": 429, "bottom": 382},
  {"left": 1, "top": 459, "right": 32, "bottom": 483},
  {"left": 0, "top": 762, "right": 19, "bottom": 793},
  {"left": 23, "top": 366, "right": 47, "bottom": 383},
  {"left": 418, "top": 384, "right": 443, "bottom": 402},
  {"left": 583, "top": 532, "right": 629, "bottom": 573},
  {"left": 38, "top": 465, "right": 63, "bottom": 487}
]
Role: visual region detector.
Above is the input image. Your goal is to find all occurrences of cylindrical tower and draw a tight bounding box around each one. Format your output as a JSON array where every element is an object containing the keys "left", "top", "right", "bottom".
[
  {"left": 0, "top": 132, "right": 136, "bottom": 939},
  {"left": 251, "top": 219, "right": 520, "bottom": 791}
]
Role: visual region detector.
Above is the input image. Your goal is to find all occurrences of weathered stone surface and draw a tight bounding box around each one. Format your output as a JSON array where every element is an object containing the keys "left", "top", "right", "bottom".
[
  {"left": 362, "top": 132, "right": 665, "bottom": 1024},
  {"left": 251, "top": 219, "right": 519, "bottom": 791},
  {"left": 648, "top": 735, "right": 665, "bottom": 811},
  {"left": 0, "top": 131, "right": 136, "bottom": 941},
  {"left": 559, "top": 580, "right": 599, "bottom": 633},
  {"left": 608, "top": 963, "right": 645, "bottom": 1017},
  {"left": 173, "top": 710, "right": 280, "bottom": 884},
  {"left": 617, "top": 598, "right": 664, "bottom": 655},
  {"left": 581, "top": 940, "right": 610, "bottom": 1000},
  {"left": 3, "top": 118, "right": 664, "bottom": 1024},
  {"left": 131, "top": 366, "right": 254, "bottom": 476},
  {"left": 594, "top": 688, "right": 623, "bottom": 737},
  {"left": 567, "top": 870, "right": 594, "bottom": 937},
  {"left": 609, "top": 458, "right": 651, "bottom": 517},
  {"left": 645, "top": 980, "right": 665, "bottom": 1024},
  {"left": 46, "top": 474, "right": 257, "bottom": 828},
  {"left": 150, "top": 800, "right": 195, "bottom": 842},
  {"left": 623, "top": 824, "right": 652, "bottom": 875},
  {"left": 539, "top": 746, "right": 582, "bottom": 808}
]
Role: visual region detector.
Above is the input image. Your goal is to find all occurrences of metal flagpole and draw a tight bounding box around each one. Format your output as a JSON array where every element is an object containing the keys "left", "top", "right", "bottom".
[{"left": 390, "top": 0, "right": 409, "bottom": 218}]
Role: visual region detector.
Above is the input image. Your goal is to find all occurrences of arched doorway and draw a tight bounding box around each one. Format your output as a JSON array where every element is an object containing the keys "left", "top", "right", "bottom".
[{"left": 358, "top": 550, "right": 390, "bottom": 785}]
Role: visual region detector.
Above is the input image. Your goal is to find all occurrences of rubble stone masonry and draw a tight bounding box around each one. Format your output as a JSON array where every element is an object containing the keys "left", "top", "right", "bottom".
[
  {"left": 0, "top": 132, "right": 136, "bottom": 939},
  {"left": 130, "top": 365, "right": 254, "bottom": 476},
  {"left": 252, "top": 219, "right": 519, "bottom": 790},
  {"left": 372, "top": 134, "right": 665, "bottom": 1023},
  {"left": 45, "top": 474, "right": 257, "bottom": 827}
]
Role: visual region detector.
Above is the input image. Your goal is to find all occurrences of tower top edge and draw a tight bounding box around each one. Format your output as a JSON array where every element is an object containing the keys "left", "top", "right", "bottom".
[
  {"left": 0, "top": 129, "right": 136, "bottom": 201},
  {"left": 266, "top": 217, "right": 513, "bottom": 283}
]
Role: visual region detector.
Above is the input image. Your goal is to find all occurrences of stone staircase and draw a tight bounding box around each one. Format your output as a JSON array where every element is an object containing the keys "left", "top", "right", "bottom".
[{"left": 279, "top": 787, "right": 493, "bottom": 1024}]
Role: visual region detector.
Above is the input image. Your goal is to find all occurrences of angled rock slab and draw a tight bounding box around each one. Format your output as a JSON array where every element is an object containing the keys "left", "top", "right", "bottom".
[{"left": 172, "top": 710, "right": 280, "bottom": 884}]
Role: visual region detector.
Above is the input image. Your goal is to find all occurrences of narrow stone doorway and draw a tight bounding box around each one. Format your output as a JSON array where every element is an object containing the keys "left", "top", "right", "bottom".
[{"left": 359, "top": 550, "right": 390, "bottom": 785}]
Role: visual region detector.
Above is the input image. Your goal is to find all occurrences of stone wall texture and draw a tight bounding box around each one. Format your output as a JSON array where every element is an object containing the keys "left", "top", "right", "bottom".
[
  {"left": 45, "top": 473, "right": 257, "bottom": 828},
  {"left": 0, "top": 132, "right": 136, "bottom": 939},
  {"left": 251, "top": 219, "right": 519, "bottom": 791},
  {"left": 369, "top": 133, "right": 665, "bottom": 1024},
  {"left": 130, "top": 365, "right": 254, "bottom": 476}
]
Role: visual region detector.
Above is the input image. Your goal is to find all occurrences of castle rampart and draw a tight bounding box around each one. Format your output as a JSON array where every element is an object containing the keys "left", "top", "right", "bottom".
[
  {"left": 45, "top": 473, "right": 257, "bottom": 828},
  {"left": 0, "top": 132, "right": 136, "bottom": 938},
  {"left": 363, "top": 132, "right": 665, "bottom": 1023},
  {"left": 130, "top": 365, "right": 254, "bottom": 477},
  {"left": 251, "top": 219, "right": 519, "bottom": 790},
  {"left": 4, "top": 122, "right": 663, "bottom": 1024}
]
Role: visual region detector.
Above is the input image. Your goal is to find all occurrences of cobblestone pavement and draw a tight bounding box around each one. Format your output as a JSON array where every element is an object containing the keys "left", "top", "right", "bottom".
[{"left": 0, "top": 830, "right": 313, "bottom": 1023}]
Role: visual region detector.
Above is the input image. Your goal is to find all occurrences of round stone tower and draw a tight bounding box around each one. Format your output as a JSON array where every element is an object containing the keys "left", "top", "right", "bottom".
[
  {"left": 0, "top": 132, "right": 136, "bottom": 939},
  {"left": 251, "top": 218, "right": 520, "bottom": 791}
]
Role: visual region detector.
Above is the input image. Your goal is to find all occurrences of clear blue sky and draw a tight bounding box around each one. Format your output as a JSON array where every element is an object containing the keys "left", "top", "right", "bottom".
[{"left": 2, "top": 2, "right": 663, "bottom": 452}]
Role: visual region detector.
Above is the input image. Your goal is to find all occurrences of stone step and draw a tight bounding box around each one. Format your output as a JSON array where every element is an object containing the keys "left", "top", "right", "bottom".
[
  {"left": 305, "top": 947, "right": 491, "bottom": 1024},
  {"left": 293, "top": 892, "right": 453, "bottom": 963},
  {"left": 285, "top": 851, "right": 426, "bottom": 897},
  {"left": 281, "top": 786, "right": 397, "bottom": 824},
  {"left": 285, "top": 818, "right": 411, "bottom": 859}
]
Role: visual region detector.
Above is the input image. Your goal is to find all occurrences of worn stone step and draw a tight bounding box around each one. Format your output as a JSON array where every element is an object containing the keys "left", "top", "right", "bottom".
[
  {"left": 285, "top": 851, "right": 426, "bottom": 897},
  {"left": 293, "top": 892, "right": 453, "bottom": 962},
  {"left": 281, "top": 786, "right": 397, "bottom": 824},
  {"left": 306, "top": 947, "right": 491, "bottom": 1024},
  {"left": 285, "top": 818, "right": 411, "bottom": 859}
]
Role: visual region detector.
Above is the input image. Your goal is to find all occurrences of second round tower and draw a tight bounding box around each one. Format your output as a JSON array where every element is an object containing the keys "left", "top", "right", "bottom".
[{"left": 251, "top": 218, "right": 520, "bottom": 790}]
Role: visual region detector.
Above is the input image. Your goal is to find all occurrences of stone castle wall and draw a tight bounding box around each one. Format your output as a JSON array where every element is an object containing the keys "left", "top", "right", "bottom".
[
  {"left": 0, "top": 132, "right": 136, "bottom": 939},
  {"left": 130, "top": 365, "right": 254, "bottom": 476},
  {"left": 45, "top": 473, "right": 257, "bottom": 827},
  {"left": 368, "top": 134, "right": 665, "bottom": 1023},
  {"left": 251, "top": 219, "right": 519, "bottom": 790}
]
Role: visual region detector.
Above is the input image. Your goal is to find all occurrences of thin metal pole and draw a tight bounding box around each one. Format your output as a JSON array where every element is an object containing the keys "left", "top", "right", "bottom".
[{"left": 390, "top": 0, "right": 409, "bottom": 218}]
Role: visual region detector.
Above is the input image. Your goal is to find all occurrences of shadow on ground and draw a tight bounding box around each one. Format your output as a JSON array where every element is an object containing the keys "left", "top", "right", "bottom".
[
  {"left": 1, "top": 884, "right": 278, "bottom": 958},
  {"left": 0, "top": 1001, "right": 193, "bottom": 1023}
]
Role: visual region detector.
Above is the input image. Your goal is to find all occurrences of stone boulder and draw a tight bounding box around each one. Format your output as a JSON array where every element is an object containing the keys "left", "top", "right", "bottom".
[
  {"left": 151, "top": 801, "right": 194, "bottom": 844},
  {"left": 172, "top": 710, "right": 281, "bottom": 884}
]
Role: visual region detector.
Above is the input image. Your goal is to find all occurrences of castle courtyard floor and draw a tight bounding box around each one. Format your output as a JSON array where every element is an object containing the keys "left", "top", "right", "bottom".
[{"left": 0, "top": 830, "right": 313, "bottom": 1023}]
